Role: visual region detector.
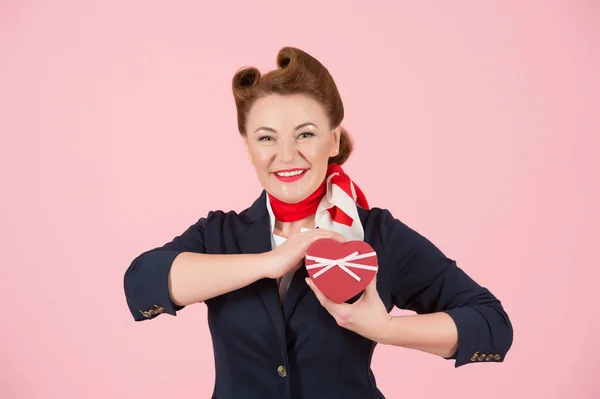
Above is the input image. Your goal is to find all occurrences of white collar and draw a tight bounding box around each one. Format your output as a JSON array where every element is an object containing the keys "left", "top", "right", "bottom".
[{"left": 265, "top": 193, "right": 277, "bottom": 234}]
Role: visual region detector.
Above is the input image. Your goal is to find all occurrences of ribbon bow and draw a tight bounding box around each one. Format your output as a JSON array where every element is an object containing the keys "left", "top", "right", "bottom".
[{"left": 305, "top": 251, "right": 378, "bottom": 282}]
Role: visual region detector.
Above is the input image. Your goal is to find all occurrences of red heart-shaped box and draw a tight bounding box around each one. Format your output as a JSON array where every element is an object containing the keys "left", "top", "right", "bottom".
[{"left": 305, "top": 238, "right": 378, "bottom": 304}]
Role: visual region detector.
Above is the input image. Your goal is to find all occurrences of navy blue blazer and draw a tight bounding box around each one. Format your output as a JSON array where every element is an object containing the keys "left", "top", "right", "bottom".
[{"left": 124, "top": 190, "right": 513, "bottom": 398}]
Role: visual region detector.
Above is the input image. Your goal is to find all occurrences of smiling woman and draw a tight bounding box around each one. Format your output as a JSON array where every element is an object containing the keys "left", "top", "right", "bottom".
[
  {"left": 123, "top": 46, "right": 513, "bottom": 399},
  {"left": 243, "top": 94, "right": 340, "bottom": 207},
  {"left": 233, "top": 47, "right": 351, "bottom": 209}
]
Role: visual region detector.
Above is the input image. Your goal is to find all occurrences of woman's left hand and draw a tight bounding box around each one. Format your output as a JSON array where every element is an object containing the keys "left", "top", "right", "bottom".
[{"left": 305, "top": 276, "right": 392, "bottom": 343}]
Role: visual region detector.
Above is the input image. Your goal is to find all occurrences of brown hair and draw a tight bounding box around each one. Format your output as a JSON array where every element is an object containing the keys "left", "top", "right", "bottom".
[{"left": 231, "top": 46, "right": 353, "bottom": 165}]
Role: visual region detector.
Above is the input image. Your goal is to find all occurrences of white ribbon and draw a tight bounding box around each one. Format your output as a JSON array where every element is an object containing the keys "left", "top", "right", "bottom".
[{"left": 305, "top": 251, "right": 378, "bottom": 282}]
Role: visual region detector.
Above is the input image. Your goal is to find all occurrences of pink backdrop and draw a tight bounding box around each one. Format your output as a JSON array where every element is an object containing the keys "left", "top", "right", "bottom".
[{"left": 1, "top": 1, "right": 598, "bottom": 398}]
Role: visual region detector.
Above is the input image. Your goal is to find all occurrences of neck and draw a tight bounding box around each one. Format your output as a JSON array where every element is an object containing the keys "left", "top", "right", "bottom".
[
  {"left": 267, "top": 179, "right": 327, "bottom": 226},
  {"left": 274, "top": 215, "right": 315, "bottom": 238}
]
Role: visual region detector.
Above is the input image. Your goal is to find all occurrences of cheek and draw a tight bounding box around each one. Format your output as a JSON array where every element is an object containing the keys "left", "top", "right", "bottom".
[
  {"left": 302, "top": 141, "right": 332, "bottom": 161},
  {"left": 249, "top": 146, "right": 274, "bottom": 170}
]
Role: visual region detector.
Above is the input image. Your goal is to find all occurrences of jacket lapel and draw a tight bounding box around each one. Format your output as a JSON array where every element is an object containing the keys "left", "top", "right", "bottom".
[
  {"left": 282, "top": 262, "right": 310, "bottom": 322},
  {"left": 238, "top": 191, "right": 286, "bottom": 347}
]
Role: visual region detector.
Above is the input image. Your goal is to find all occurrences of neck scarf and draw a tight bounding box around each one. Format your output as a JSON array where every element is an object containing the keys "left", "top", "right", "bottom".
[{"left": 267, "top": 163, "right": 369, "bottom": 240}]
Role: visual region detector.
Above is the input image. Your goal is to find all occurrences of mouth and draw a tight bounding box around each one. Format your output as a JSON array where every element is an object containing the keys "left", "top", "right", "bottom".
[{"left": 272, "top": 168, "right": 308, "bottom": 183}]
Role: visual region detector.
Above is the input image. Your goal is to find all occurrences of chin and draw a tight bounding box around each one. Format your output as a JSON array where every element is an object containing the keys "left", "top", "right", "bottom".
[
  {"left": 263, "top": 171, "right": 320, "bottom": 203},
  {"left": 268, "top": 183, "right": 317, "bottom": 204},
  {"left": 269, "top": 189, "right": 306, "bottom": 204}
]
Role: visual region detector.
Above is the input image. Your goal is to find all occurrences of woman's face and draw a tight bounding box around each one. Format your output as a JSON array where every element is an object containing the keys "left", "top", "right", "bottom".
[{"left": 245, "top": 93, "right": 340, "bottom": 204}]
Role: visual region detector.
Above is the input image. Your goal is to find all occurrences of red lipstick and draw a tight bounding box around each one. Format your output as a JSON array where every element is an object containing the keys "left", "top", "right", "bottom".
[{"left": 272, "top": 168, "right": 308, "bottom": 183}]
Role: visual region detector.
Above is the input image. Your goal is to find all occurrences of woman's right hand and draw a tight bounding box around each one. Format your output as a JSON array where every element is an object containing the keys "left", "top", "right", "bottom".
[{"left": 262, "top": 229, "right": 348, "bottom": 280}]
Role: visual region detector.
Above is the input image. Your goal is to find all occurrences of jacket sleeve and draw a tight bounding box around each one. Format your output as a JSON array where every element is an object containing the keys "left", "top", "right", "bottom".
[
  {"left": 382, "top": 210, "right": 513, "bottom": 367},
  {"left": 123, "top": 216, "right": 208, "bottom": 322}
]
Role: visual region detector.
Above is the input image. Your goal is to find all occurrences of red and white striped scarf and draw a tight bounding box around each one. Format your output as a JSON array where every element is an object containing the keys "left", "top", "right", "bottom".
[{"left": 267, "top": 163, "right": 369, "bottom": 240}]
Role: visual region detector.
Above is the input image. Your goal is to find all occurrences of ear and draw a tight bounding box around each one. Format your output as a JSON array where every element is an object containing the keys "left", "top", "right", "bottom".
[{"left": 330, "top": 126, "right": 342, "bottom": 157}]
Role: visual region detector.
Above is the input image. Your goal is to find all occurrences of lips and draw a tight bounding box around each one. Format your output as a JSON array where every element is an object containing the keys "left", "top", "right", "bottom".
[{"left": 272, "top": 168, "right": 308, "bottom": 183}]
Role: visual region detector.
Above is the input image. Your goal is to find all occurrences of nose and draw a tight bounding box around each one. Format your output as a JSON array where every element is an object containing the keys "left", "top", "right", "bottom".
[{"left": 278, "top": 139, "right": 297, "bottom": 163}]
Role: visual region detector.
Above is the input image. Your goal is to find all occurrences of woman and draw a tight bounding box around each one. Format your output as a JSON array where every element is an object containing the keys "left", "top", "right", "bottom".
[{"left": 123, "top": 46, "right": 513, "bottom": 399}]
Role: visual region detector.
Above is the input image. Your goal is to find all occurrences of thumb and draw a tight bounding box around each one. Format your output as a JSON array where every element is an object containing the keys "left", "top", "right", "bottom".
[{"left": 364, "top": 275, "right": 378, "bottom": 296}]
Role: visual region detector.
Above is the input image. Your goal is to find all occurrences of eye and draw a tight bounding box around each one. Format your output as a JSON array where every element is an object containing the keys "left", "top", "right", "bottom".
[
  {"left": 258, "top": 136, "right": 274, "bottom": 142},
  {"left": 298, "top": 132, "right": 315, "bottom": 139}
]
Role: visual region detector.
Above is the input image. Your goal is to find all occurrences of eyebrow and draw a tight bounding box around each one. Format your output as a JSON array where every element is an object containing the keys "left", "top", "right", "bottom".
[{"left": 254, "top": 122, "right": 317, "bottom": 134}]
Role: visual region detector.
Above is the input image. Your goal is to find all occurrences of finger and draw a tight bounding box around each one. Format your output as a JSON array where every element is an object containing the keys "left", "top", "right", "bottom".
[
  {"left": 368, "top": 275, "right": 377, "bottom": 289},
  {"left": 330, "top": 232, "right": 348, "bottom": 242},
  {"left": 305, "top": 278, "right": 337, "bottom": 311},
  {"left": 306, "top": 278, "right": 358, "bottom": 328},
  {"left": 363, "top": 276, "right": 378, "bottom": 297},
  {"left": 305, "top": 277, "right": 326, "bottom": 303},
  {"left": 322, "top": 229, "right": 348, "bottom": 241},
  {"left": 354, "top": 276, "right": 376, "bottom": 304},
  {"left": 303, "top": 231, "right": 332, "bottom": 247},
  {"left": 312, "top": 229, "right": 347, "bottom": 243}
]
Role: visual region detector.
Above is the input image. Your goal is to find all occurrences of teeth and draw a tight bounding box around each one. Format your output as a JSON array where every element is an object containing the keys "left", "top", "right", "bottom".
[{"left": 277, "top": 170, "right": 304, "bottom": 177}]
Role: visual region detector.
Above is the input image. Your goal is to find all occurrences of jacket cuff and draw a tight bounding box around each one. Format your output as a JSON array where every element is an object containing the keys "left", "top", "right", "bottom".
[
  {"left": 442, "top": 307, "right": 511, "bottom": 367},
  {"left": 124, "top": 250, "right": 185, "bottom": 321}
]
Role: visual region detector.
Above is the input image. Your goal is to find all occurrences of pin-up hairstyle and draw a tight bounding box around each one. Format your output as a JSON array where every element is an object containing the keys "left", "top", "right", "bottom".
[{"left": 232, "top": 46, "right": 353, "bottom": 165}]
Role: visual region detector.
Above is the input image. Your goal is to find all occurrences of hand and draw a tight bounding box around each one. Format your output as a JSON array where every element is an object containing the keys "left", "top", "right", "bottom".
[
  {"left": 263, "top": 229, "right": 348, "bottom": 280},
  {"left": 306, "top": 275, "right": 392, "bottom": 343}
]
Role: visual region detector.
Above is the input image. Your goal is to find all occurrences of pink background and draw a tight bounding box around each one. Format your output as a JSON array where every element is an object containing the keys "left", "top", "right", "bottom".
[{"left": 1, "top": 1, "right": 598, "bottom": 398}]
